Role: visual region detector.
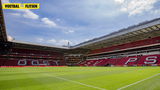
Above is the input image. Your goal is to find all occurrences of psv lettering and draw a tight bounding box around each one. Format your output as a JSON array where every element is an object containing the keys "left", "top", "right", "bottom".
[
  {"left": 125, "top": 58, "right": 137, "bottom": 65},
  {"left": 18, "top": 60, "right": 27, "bottom": 65},
  {"left": 144, "top": 56, "right": 157, "bottom": 64},
  {"left": 17, "top": 60, "right": 58, "bottom": 66}
]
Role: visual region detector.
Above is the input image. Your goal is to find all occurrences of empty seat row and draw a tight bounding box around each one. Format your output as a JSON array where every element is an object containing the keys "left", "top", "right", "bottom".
[
  {"left": 79, "top": 54, "right": 160, "bottom": 66},
  {"left": 0, "top": 59, "right": 64, "bottom": 66},
  {"left": 90, "top": 36, "right": 160, "bottom": 55}
]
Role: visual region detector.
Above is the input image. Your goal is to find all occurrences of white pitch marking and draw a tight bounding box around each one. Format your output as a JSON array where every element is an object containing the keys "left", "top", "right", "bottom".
[
  {"left": 45, "top": 74, "right": 106, "bottom": 90},
  {"left": 117, "top": 73, "right": 160, "bottom": 90}
]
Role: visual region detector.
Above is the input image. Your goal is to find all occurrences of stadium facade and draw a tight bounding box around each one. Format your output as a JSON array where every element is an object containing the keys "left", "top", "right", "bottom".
[{"left": 0, "top": 2, "right": 160, "bottom": 66}]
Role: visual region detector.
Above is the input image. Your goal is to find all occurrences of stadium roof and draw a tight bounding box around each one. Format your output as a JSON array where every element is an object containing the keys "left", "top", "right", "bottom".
[{"left": 73, "top": 18, "right": 160, "bottom": 49}]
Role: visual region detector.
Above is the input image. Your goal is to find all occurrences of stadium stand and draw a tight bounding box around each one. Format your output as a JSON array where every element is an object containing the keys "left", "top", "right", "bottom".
[
  {"left": 78, "top": 54, "right": 160, "bottom": 66},
  {"left": 65, "top": 54, "right": 84, "bottom": 66},
  {"left": 0, "top": 48, "right": 65, "bottom": 66},
  {"left": 89, "top": 36, "right": 160, "bottom": 55}
]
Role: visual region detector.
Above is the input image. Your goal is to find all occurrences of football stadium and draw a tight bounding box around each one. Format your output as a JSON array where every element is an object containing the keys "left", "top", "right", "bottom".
[{"left": 0, "top": 0, "right": 160, "bottom": 90}]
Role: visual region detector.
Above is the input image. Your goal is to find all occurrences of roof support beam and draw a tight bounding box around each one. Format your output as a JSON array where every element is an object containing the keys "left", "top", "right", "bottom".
[{"left": 0, "top": 1, "right": 8, "bottom": 42}]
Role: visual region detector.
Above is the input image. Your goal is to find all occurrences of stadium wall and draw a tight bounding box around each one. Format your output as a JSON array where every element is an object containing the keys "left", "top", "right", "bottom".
[{"left": 78, "top": 36, "right": 160, "bottom": 67}]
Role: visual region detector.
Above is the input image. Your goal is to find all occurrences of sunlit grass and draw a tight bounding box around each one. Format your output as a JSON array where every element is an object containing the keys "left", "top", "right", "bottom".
[{"left": 0, "top": 67, "right": 160, "bottom": 90}]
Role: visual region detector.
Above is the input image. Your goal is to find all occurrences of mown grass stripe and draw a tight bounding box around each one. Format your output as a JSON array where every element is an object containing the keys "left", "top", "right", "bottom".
[
  {"left": 117, "top": 73, "right": 160, "bottom": 90},
  {"left": 45, "top": 74, "right": 107, "bottom": 90}
]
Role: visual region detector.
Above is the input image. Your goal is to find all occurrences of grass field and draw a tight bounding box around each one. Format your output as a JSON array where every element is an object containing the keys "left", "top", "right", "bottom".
[{"left": 0, "top": 67, "right": 160, "bottom": 90}]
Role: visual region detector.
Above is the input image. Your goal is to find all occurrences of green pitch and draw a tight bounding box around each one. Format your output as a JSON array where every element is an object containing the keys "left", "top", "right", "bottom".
[{"left": 0, "top": 67, "right": 160, "bottom": 90}]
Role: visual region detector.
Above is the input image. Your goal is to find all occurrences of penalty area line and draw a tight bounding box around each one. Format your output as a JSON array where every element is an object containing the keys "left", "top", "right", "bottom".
[
  {"left": 45, "top": 74, "right": 106, "bottom": 90},
  {"left": 117, "top": 73, "right": 160, "bottom": 90}
]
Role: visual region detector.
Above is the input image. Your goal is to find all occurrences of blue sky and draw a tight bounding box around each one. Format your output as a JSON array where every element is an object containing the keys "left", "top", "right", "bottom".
[{"left": 2, "top": 0, "right": 160, "bottom": 46}]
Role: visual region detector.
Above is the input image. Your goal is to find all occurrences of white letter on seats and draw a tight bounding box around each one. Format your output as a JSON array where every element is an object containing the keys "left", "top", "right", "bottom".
[
  {"left": 43, "top": 61, "right": 49, "bottom": 65},
  {"left": 125, "top": 58, "right": 137, "bottom": 65},
  {"left": 53, "top": 61, "right": 59, "bottom": 66},
  {"left": 144, "top": 56, "right": 157, "bottom": 64},
  {"left": 18, "top": 60, "right": 27, "bottom": 65},
  {"left": 32, "top": 60, "right": 39, "bottom": 65}
]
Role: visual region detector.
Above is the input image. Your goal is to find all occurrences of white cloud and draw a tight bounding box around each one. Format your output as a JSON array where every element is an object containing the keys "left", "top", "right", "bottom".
[
  {"left": 47, "top": 39, "right": 57, "bottom": 43},
  {"left": 152, "top": 10, "right": 160, "bottom": 14},
  {"left": 64, "top": 29, "right": 75, "bottom": 34},
  {"left": 115, "top": 0, "right": 125, "bottom": 4},
  {"left": 41, "top": 18, "right": 57, "bottom": 27},
  {"left": 45, "top": 38, "right": 72, "bottom": 46},
  {"left": 119, "top": 0, "right": 158, "bottom": 16},
  {"left": 7, "top": 35, "right": 14, "bottom": 41},
  {"left": 14, "top": 10, "right": 39, "bottom": 19},
  {"left": 36, "top": 38, "right": 44, "bottom": 42},
  {"left": 13, "top": 9, "right": 39, "bottom": 19},
  {"left": 68, "top": 30, "right": 74, "bottom": 33},
  {"left": 2, "top": 0, "right": 10, "bottom": 3},
  {"left": 35, "top": 38, "right": 73, "bottom": 46},
  {"left": 84, "top": 38, "right": 90, "bottom": 41},
  {"left": 22, "top": 10, "right": 39, "bottom": 19},
  {"left": 9, "top": 13, "right": 21, "bottom": 16},
  {"left": 56, "top": 18, "right": 61, "bottom": 22},
  {"left": 58, "top": 39, "right": 72, "bottom": 46}
]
